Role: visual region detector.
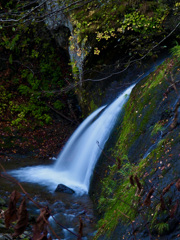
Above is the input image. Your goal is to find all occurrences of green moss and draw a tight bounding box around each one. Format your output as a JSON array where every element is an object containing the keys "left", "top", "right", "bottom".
[
  {"left": 95, "top": 57, "right": 178, "bottom": 239},
  {"left": 95, "top": 176, "right": 139, "bottom": 239},
  {"left": 90, "top": 99, "right": 98, "bottom": 112},
  {"left": 151, "top": 121, "right": 164, "bottom": 136},
  {"left": 114, "top": 61, "right": 169, "bottom": 159}
]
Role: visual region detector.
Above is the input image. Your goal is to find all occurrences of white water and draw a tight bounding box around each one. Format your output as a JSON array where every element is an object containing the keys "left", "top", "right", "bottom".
[{"left": 9, "top": 84, "right": 135, "bottom": 194}]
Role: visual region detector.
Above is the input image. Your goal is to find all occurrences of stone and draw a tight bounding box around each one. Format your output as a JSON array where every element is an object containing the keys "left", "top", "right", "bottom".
[
  {"left": 55, "top": 184, "right": 75, "bottom": 194},
  {"left": 0, "top": 234, "right": 13, "bottom": 240}
]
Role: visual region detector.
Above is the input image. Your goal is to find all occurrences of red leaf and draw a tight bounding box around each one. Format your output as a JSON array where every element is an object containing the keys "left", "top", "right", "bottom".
[
  {"left": 160, "top": 195, "right": 166, "bottom": 210},
  {"left": 78, "top": 216, "right": 83, "bottom": 240},
  {"left": 134, "top": 175, "right": 142, "bottom": 192},
  {"left": 129, "top": 175, "right": 135, "bottom": 186},
  {"left": 144, "top": 188, "right": 154, "bottom": 206},
  {"left": 162, "top": 182, "right": 174, "bottom": 195},
  {"left": 33, "top": 207, "right": 50, "bottom": 240},
  {"left": 175, "top": 179, "right": 180, "bottom": 191},
  {"left": 4, "top": 190, "right": 21, "bottom": 228},
  {"left": 12, "top": 197, "right": 28, "bottom": 237},
  {"left": 170, "top": 200, "right": 179, "bottom": 218}
]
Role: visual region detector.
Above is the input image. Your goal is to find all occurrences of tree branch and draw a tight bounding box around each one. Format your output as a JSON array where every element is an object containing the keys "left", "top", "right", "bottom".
[
  {"left": 0, "top": 0, "right": 94, "bottom": 26},
  {"left": 45, "top": 102, "right": 75, "bottom": 123}
]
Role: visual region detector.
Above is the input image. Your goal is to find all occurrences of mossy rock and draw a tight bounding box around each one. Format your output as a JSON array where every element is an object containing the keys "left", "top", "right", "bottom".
[{"left": 94, "top": 56, "right": 180, "bottom": 239}]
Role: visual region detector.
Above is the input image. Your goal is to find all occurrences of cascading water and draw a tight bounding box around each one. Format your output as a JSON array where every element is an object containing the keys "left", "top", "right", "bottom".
[
  {"left": 54, "top": 84, "right": 135, "bottom": 192},
  {"left": 9, "top": 84, "right": 135, "bottom": 194}
]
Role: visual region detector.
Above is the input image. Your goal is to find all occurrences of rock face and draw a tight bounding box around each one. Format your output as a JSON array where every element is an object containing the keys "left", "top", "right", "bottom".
[
  {"left": 43, "top": 1, "right": 180, "bottom": 117},
  {"left": 44, "top": 0, "right": 88, "bottom": 84},
  {"left": 91, "top": 56, "right": 180, "bottom": 239},
  {"left": 55, "top": 184, "right": 75, "bottom": 194},
  {"left": 45, "top": 1, "right": 71, "bottom": 49}
]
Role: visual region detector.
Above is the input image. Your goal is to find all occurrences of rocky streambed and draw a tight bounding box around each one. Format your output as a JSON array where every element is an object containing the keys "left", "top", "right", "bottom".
[{"left": 0, "top": 155, "right": 97, "bottom": 240}]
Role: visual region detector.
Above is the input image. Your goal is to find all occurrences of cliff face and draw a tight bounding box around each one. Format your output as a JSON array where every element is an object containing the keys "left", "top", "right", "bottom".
[
  {"left": 44, "top": 1, "right": 180, "bottom": 116},
  {"left": 92, "top": 56, "right": 180, "bottom": 239}
]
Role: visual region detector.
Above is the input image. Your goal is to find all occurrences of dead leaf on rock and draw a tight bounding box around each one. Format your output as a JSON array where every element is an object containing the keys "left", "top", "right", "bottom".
[
  {"left": 160, "top": 195, "right": 166, "bottom": 210},
  {"left": 144, "top": 188, "right": 154, "bottom": 206},
  {"left": 162, "top": 182, "right": 174, "bottom": 195},
  {"left": 175, "top": 179, "right": 180, "bottom": 191},
  {"left": 170, "top": 200, "right": 179, "bottom": 218}
]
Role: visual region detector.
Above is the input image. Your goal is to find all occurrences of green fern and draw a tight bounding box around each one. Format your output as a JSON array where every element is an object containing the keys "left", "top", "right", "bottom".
[{"left": 154, "top": 222, "right": 169, "bottom": 235}]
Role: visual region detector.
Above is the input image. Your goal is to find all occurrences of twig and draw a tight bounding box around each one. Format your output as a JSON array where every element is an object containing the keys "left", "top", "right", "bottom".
[
  {"left": 83, "top": 22, "right": 180, "bottom": 84},
  {"left": 45, "top": 102, "right": 75, "bottom": 123},
  {"left": 50, "top": 215, "right": 80, "bottom": 238},
  {"left": 42, "top": 213, "right": 61, "bottom": 240},
  {"left": 96, "top": 141, "right": 116, "bottom": 164},
  {"left": 117, "top": 210, "right": 137, "bottom": 240}
]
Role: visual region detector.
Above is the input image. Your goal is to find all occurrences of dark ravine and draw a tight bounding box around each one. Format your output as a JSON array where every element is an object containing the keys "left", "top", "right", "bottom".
[{"left": 1, "top": 2, "right": 180, "bottom": 240}]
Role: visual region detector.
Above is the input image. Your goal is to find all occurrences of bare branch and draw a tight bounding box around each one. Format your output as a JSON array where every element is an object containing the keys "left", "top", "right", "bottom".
[
  {"left": 0, "top": 0, "right": 94, "bottom": 26},
  {"left": 39, "top": 0, "right": 94, "bottom": 20},
  {"left": 0, "top": 0, "right": 47, "bottom": 23},
  {"left": 83, "top": 22, "right": 180, "bottom": 83},
  {"left": 0, "top": 57, "right": 34, "bottom": 74},
  {"left": 45, "top": 102, "right": 75, "bottom": 123}
]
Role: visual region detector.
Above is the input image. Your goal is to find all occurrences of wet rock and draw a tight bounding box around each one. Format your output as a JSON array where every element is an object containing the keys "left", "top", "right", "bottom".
[
  {"left": 0, "top": 234, "right": 13, "bottom": 240},
  {"left": 76, "top": 210, "right": 86, "bottom": 217},
  {"left": 55, "top": 184, "right": 75, "bottom": 194}
]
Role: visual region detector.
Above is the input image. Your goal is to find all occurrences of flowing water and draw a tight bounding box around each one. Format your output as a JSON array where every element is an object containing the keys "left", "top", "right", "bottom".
[{"left": 9, "top": 84, "right": 135, "bottom": 194}]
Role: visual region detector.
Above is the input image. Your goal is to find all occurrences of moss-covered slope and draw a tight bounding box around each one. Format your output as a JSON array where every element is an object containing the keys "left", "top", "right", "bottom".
[{"left": 94, "top": 56, "right": 180, "bottom": 239}]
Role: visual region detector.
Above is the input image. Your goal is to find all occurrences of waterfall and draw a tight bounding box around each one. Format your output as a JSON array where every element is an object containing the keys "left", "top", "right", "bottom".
[
  {"left": 54, "top": 84, "right": 135, "bottom": 191},
  {"left": 9, "top": 84, "right": 135, "bottom": 194}
]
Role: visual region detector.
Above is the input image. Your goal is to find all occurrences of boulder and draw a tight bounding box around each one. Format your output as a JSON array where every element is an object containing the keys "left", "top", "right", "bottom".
[{"left": 55, "top": 184, "right": 75, "bottom": 194}]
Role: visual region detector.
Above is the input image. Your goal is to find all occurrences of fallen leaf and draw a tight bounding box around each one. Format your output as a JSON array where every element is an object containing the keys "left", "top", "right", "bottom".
[
  {"left": 162, "top": 182, "right": 174, "bottom": 195},
  {"left": 134, "top": 175, "right": 142, "bottom": 192},
  {"left": 170, "top": 200, "right": 179, "bottom": 218},
  {"left": 33, "top": 207, "right": 50, "bottom": 240},
  {"left": 175, "top": 179, "right": 180, "bottom": 191},
  {"left": 13, "top": 197, "right": 28, "bottom": 237},
  {"left": 144, "top": 188, "right": 154, "bottom": 206},
  {"left": 129, "top": 175, "right": 135, "bottom": 186},
  {"left": 4, "top": 190, "right": 21, "bottom": 228}
]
